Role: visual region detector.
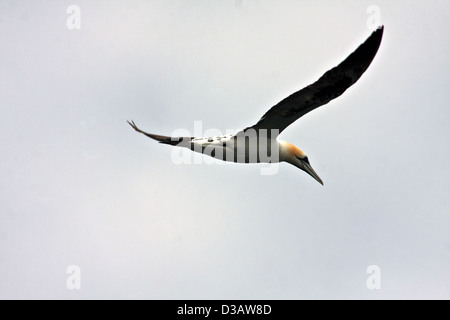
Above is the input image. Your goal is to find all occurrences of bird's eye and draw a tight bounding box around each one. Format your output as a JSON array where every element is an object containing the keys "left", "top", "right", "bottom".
[{"left": 295, "top": 155, "right": 309, "bottom": 164}]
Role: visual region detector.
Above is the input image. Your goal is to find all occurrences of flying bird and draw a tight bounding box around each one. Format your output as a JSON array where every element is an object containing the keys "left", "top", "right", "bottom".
[{"left": 128, "top": 26, "right": 384, "bottom": 185}]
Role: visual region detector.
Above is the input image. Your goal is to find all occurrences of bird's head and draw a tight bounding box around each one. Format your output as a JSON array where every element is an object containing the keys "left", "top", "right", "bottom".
[{"left": 279, "top": 141, "right": 323, "bottom": 185}]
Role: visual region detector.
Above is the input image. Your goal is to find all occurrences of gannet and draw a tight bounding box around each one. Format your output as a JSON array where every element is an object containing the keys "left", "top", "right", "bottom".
[{"left": 128, "top": 26, "right": 384, "bottom": 185}]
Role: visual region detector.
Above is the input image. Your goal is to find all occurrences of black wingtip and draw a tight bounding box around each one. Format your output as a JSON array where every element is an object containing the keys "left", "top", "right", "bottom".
[
  {"left": 127, "top": 120, "right": 188, "bottom": 146},
  {"left": 127, "top": 120, "right": 138, "bottom": 131},
  {"left": 369, "top": 25, "right": 384, "bottom": 56},
  {"left": 339, "top": 24, "right": 384, "bottom": 73},
  {"left": 372, "top": 25, "right": 384, "bottom": 46},
  {"left": 376, "top": 25, "right": 384, "bottom": 36}
]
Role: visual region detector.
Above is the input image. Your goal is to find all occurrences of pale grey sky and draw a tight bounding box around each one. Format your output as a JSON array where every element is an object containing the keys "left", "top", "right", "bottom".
[{"left": 0, "top": 0, "right": 449, "bottom": 299}]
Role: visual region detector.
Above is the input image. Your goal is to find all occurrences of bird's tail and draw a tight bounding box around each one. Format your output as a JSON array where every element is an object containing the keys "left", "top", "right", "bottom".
[{"left": 127, "top": 120, "right": 192, "bottom": 146}]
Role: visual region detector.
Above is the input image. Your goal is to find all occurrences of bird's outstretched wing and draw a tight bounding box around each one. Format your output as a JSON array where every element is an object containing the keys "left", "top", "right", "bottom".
[
  {"left": 245, "top": 26, "right": 384, "bottom": 136},
  {"left": 127, "top": 120, "right": 193, "bottom": 146}
]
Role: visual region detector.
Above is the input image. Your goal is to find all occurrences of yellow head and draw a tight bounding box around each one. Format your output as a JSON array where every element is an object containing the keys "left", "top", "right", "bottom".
[{"left": 279, "top": 141, "right": 323, "bottom": 185}]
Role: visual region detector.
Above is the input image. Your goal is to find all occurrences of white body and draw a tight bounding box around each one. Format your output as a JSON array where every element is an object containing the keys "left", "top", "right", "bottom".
[{"left": 187, "top": 132, "right": 281, "bottom": 164}]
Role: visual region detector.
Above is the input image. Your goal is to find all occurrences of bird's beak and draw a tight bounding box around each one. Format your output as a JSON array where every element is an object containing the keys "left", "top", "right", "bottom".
[{"left": 301, "top": 160, "right": 324, "bottom": 185}]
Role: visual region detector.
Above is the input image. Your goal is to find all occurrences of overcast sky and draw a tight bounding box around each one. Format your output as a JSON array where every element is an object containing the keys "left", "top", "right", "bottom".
[{"left": 0, "top": 0, "right": 449, "bottom": 299}]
